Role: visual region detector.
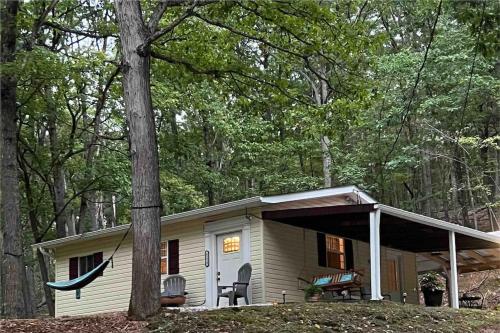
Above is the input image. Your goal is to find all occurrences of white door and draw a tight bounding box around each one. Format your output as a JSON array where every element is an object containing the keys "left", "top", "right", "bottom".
[{"left": 216, "top": 231, "right": 243, "bottom": 306}]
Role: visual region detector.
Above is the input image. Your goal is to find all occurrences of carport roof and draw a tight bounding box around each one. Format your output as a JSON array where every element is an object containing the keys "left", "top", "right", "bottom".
[{"left": 261, "top": 203, "right": 500, "bottom": 253}]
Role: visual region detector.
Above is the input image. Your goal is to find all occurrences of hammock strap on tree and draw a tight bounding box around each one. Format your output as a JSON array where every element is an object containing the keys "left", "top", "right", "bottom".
[
  {"left": 109, "top": 223, "right": 133, "bottom": 268},
  {"left": 46, "top": 223, "right": 133, "bottom": 291}
]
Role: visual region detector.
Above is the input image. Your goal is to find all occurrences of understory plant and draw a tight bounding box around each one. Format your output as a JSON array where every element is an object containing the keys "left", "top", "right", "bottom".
[
  {"left": 304, "top": 284, "right": 323, "bottom": 299},
  {"left": 419, "top": 272, "right": 445, "bottom": 292}
]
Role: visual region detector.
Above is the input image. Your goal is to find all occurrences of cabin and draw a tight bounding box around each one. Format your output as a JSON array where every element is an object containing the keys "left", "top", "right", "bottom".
[{"left": 34, "top": 186, "right": 500, "bottom": 317}]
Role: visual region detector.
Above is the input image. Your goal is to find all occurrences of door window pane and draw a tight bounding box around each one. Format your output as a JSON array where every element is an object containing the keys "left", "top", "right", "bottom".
[{"left": 223, "top": 236, "right": 240, "bottom": 253}]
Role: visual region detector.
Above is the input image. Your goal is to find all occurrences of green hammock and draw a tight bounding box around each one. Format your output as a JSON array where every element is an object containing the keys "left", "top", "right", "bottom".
[
  {"left": 47, "top": 224, "right": 132, "bottom": 291},
  {"left": 47, "top": 260, "right": 110, "bottom": 291}
]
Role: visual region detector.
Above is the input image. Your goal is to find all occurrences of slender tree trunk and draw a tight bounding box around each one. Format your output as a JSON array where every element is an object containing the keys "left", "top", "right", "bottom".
[
  {"left": 36, "top": 249, "right": 54, "bottom": 316},
  {"left": 1, "top": 0, "right": 32, "bottom": 318},
  {"left": 450, "top": 159, "right": 459, "bottom": 223},
  {"left": 115, "top": 0, "right": 161, "bottom": 319},
  {"left": 421, "top": 150, "right": 433, "bottom": 217},
  {"left": 465, "top": 164, "right": 478, "bottom": 230},
  {"left": 19, "top": 158, "right": 55, "bottom": 315},
  {"left": 495, "top": 149, "right": 500, "bottom": 200},
  {"left": 201, "top": 110, "right": 215, "bottom": 205},
  {"left": 48, "top": 111, "right": 68, "bottom": 238},
  {"left": 453, "top": 148, "right": 470, "bottom": 227},
  {"left": 320, "top": 135, "right": 332, "bottom": 187}
]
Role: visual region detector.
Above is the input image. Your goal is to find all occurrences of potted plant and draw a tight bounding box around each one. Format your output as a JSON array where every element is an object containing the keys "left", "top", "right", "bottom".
[
  {"left": 304, "top": 284, "right": 323, "bottom": 302},
  {"left": 419, "top": 272, "right": 444, "bottom": 306}
]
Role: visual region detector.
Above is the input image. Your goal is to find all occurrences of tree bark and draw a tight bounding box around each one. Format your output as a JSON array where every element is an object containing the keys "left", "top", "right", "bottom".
[
  {"left": 201, "top": 110, "right": 215, "bottom": 205},
  {"left": 421, "top": 150, "right": 433, "bottom": 217},
  {"left": 495, "top": 149, "right": 500, "bottom": 200},
  {"left": 36, "top": 249, "right": 54, "bottom": 316},
  {"left": 19, "top": 157, "right": 55, "bottom": 315},
  {"left": 320, "top": 135, "right": 332, "bottom": 187},
  {"left": 1, "top": 0, "right": 32, "bottom": 318},
  {"left": 115, "top": 0, "right": 161, "bottom": 320},
  {"left": 47, "top": 107, "right": 68, "bottom": 238}
]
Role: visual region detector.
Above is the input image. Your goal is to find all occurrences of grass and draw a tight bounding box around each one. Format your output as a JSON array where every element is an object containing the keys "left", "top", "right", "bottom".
[{"left": 148, "top": 301, "right": 500, "bottom": 333}]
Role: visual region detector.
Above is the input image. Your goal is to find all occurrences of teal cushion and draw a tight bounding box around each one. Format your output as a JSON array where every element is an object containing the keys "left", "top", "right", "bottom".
[
  {"left": 314, "top": 277, "right": 332, "bottom": 286},
  {"left": 339, "top": 273, "right": 353, "bottom": 283}
]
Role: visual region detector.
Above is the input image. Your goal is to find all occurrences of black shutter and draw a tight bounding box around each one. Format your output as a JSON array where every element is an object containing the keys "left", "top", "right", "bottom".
[
  {"left": 79, "top": 256, "right": 87, "bottom": 276},
  {"left": 69, "top": 257, "right": 79, "bottom": 279},
  {"left": 94, "top": 252, "right": 104, "bottom": 276},
  {"left": 168, "top": 239, "right": 179, "bottom": 274},
  {"left": 317, "top": 233, "right": 326, "bottom": 267},
  {"left": 345, "top": 239, "right": 354, "bottom": 270}
]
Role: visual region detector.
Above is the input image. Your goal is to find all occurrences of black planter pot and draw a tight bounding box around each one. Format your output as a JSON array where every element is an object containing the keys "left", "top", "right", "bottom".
[{"left": 423, "top": 289, "right": 444, "bottom": 306}]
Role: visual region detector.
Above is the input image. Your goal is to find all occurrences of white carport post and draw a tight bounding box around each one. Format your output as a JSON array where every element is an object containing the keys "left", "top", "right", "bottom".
[
  {"left": 448, "top": 230, "right": 459, "bottom": 309},
  {"left": 369, "top": 207, "right": 383, "bottom": 300}
]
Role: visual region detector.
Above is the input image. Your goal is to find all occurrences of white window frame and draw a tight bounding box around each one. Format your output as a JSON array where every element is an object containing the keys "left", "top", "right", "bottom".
[
  {"left": 160, "top": 241, "right": 168, "bottom": 275},
  {"left": 326, "top": 234, "right": 345, "bottom": 270}
]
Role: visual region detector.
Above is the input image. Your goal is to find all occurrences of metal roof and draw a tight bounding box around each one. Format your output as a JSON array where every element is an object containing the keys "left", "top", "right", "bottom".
[{"left": 33, "top": 186, "right": 500, "bottom": 251}]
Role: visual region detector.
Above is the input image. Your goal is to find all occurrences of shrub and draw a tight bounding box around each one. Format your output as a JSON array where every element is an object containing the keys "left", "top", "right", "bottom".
[{"left": 419, "top": 272, "right": 444, "bottom": 292}]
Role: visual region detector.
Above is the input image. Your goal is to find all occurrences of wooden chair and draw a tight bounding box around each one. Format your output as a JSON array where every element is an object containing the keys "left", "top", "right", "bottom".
[
  {"left": 160, "top": 274, "right": 187, "bottom": 307},
  {"left": 217, "top": 263, "right": 252, "bottom": 306}
]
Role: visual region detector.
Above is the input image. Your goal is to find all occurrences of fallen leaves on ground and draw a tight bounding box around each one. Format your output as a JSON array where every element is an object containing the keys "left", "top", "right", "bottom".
[
  {"left": 1, "top": 302, "right": 499, "bottom": 333},
  {"left": 0, "top": 311, "right": 147, "bottom": 333},
  {"left": 149, "top": 302, "right": 500, "bottom": 333}
]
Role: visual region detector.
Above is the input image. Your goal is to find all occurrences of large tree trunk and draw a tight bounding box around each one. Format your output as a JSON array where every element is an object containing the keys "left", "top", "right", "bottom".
[
  {"left": 115, "top": 0, "right": 161, "bottom": 320},
  {"left": 1, "top": 0, "right": 32, "bottom": 318},
  {"left": 314, "top": 64, "right": 332, "bottom": 188}
]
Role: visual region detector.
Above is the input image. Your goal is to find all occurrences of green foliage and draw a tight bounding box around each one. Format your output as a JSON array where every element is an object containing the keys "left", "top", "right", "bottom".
[
  {"left": 419, "top": 272, "right": 445, "bottom": 291},
  {"left": 303, "top": 284, "right": 323, "bottom": 298}
]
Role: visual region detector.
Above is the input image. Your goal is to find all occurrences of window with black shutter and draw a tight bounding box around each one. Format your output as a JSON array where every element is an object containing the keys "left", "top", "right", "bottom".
[
  {"left": 168, "top": 239, "right": 179, "bottom": 274},
  {"left": 69, "top": 257, "right": 79, "bottom": 279},
  {"left": 317, "top": 233, "right": 352, "bottom": 270},
  {"left": 69, "top": 251, "right": 104, "bottom": 278}
]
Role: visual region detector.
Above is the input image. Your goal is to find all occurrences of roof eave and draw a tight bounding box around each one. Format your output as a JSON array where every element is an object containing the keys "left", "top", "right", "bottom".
[
  {"left": 34, "top": 196, "right": 264, "bottom": 250},
  {"left": 379, "top": 204, "right": 500, "bottom": 245}
]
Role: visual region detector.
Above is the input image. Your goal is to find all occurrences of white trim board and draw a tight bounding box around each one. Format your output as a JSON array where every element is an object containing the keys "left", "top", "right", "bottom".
[
  {"left": 261, "top": 185, "right": 376, "bottom": 204},
  {"left": 204, "top": 216, "right": 252, "bottom": 308}
]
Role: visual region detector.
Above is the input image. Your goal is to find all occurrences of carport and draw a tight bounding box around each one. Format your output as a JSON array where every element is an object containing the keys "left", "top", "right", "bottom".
[{"left": 261, "top": 203, "right": 500, "bottom": 308}]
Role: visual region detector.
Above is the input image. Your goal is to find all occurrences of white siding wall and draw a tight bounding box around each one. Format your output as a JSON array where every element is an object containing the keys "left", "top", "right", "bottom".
[
  {"left": 53, "top": 214, "right": 265, "bottom": 316},
  {"left": 262, "top": 221, "right": 419, "bottom": 304},
  {"left": 263, "top": 221, "right": 343, "bottom": 303},
  {"left": 162, "top": 219, "right": 205, "bottom": 306},
  {"left": 54, "top": 219, "right": 207, "bottom": 317},
  {"left": 249, "top": 214, "right": 264, "bottom": 304},
  {"left": 54, "top": 235, "right": 133, "bottom": 317}
]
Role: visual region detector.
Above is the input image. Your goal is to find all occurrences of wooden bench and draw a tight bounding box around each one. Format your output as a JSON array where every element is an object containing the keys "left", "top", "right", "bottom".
[{"left": 299, "top": 270, "right": 364, "bottom": 300}]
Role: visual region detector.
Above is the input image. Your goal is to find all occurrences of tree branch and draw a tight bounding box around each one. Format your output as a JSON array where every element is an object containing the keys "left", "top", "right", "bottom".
[
  {"left": 43, "top": 21, "right": 118, "bottom": 38},
  {"left": 148, "top": 0, "right": 219, "bottom": 32},
  {"left": 139, "top": 4, "right": 196, "bottom": 55}
]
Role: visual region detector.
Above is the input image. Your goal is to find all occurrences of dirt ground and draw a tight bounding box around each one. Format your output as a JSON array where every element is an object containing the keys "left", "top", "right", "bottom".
[
  {"left": 1, "top": 302, "right": 499, "bottom": 333},
  {"left": 0, "top": 312, "right": 147, "bottom": 333}
]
